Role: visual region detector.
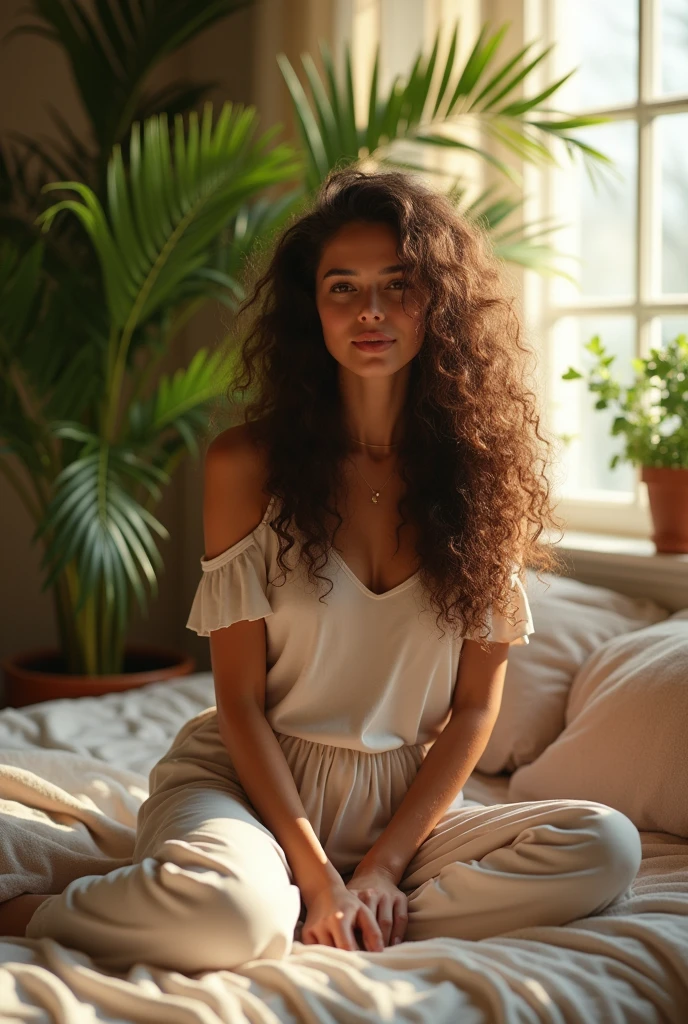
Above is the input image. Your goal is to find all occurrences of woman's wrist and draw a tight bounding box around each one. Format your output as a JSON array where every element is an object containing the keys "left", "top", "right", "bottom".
[
  {"left": 352, "top": 854, "right": 403, "bottom": 886},
  {"left": 298, "top": 859, "right": 346, "bottom": 904}
]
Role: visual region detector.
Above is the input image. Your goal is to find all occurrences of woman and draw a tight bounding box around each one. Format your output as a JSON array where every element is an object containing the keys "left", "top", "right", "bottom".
[{"left": 24, "top": 168, "right": 642, "bottom": 974}]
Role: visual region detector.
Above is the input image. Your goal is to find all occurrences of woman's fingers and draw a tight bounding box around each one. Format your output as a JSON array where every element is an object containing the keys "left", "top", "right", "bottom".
[
  {"left": 357, "top": 903, "right": 384, "bottom": 952},
  {"left": 327, "top": 909, "right": 358, "bottom": 951},
  {"left": 302, "top": 899, "right": 397, "bottom": 953},
  {"left": 375, "top": 894, "right": 395, "bottom": 947},
  {"left": 389, "top": 895, "right": 409, "bottom": 947}
]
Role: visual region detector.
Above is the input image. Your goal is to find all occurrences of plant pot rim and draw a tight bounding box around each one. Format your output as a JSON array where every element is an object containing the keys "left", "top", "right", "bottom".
[
  {"left": 641, "top": 465, "right": 688, "bottom": 479},
  {"left": 2, "top": 644, "right": 195, "bottom": 685}
]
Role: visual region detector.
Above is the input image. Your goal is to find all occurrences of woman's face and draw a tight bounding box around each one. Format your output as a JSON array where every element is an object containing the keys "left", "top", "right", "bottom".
[{"left": 315, "top": 220, "right": 425, "bottom": 376}]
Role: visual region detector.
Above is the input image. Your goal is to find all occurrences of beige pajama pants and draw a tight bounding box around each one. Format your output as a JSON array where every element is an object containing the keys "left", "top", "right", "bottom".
[{"left": 26, "top": 707, "right": 642, "bottom": 975}]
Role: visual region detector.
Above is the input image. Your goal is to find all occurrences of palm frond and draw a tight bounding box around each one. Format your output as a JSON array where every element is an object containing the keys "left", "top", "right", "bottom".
[
  {"left": 0, "top": 377, "right": 47, "bottom": 480},
  {"left": 33, "top": 426, "right": 170, "bottom": 627},
  {"left": 132, "top": 80, "right": 217, "bottom": 125},
  {"left": 203, "top": 185, "right": 308, "bottom": 308},
  {"left": 10, "top": 0, "right": 255, "bottom": 157},
  {"left": 441, "top": 182, "right": 576, "bottom": 278},
  {"left": 278, "top": 19, "right": 616, "bottom": 190},
  {"left": 126, "top": 346, "right": 230, "bottom": 456},
  {"left": 0, "top": 239, "right": 44, "bottom": 354},
  {"left": 36, "top": 102, "right": 302, "bottom": 332}
]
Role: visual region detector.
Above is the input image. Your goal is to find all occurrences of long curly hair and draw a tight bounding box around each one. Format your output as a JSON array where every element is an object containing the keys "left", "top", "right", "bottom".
[{"left": 219, "top": 167, "right": 566, "bottom": 647}]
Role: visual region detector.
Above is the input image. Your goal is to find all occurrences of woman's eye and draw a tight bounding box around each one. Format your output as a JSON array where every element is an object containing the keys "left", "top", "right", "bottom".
[{"left": 330, "top": 280, "right": 405, "bottom": 293}]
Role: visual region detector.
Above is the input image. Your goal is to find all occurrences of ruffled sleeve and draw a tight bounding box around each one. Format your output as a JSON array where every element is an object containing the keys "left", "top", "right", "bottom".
[
  {"left": 466, "top": 567, "right": 535, "bottom": 646},
  {"left": 186, "top": 531, "right": 273, "bottom": 637}
]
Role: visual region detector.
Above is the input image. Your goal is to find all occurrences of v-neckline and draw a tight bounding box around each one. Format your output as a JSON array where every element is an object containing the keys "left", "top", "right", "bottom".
[
  {"left": 263, "top": 495, "right": 421, "bottom": 600},
  {"left": 329, "top": 547, "right": 421, "bottom": 600}
]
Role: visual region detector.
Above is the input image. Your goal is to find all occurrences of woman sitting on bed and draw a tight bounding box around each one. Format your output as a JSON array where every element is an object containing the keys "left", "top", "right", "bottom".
[{"left": 17, "top": 168, "right": 642, "bottom": 973}]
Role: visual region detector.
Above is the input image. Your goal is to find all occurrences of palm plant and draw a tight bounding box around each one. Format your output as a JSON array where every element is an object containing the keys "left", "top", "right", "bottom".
[
  {"left": 278, "top": 21, "right": 616, "bottom": 275},
  {"left": 1, "top": 104, "right": 300, "bottom": 677},
  {"left": 1, "top": 1, "right": 303, "bottom": 679}
]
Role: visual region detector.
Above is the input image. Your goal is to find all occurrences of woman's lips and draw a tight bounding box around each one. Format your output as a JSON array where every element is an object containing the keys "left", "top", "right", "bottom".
[{"left": 352, "top": 339, "right": 396, "bottom": 352}]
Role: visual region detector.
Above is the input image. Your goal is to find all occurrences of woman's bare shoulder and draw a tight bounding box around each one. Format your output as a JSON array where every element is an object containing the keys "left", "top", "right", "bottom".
[{"left": 204, "top": 424, "right": 271, "bottom": 556}]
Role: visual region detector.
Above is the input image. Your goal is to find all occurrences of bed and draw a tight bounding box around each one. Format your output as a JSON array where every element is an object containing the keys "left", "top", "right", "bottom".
[{"left": 1, "top": 570, "right": 687, "bottom": 1023}]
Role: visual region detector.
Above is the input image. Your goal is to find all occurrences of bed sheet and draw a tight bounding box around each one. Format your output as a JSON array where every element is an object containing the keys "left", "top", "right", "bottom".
[{"left": 0, "top": 672, "right": 686, "bottom": 1023}]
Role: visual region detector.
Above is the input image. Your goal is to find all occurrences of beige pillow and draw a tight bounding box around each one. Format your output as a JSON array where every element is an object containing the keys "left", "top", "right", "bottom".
[
  {"left": 476, "top": 572, "right": 669, "bottom": 775},
  {"left": 507, "top": 611, "right": 688, "bottom": 839}
]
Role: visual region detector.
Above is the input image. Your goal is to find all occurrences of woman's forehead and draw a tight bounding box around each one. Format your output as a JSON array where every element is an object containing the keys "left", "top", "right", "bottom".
[{"left": 317, "top": 222, "right": 401, "bottom": 276}]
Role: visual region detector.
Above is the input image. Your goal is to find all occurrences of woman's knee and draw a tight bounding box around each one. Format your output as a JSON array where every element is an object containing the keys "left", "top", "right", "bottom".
[
  {"left": 155, "top": 858, "right": 300, "bottom": 971},
  {"left": 586, "top": 805, "right": 642, "bottom": 895}
]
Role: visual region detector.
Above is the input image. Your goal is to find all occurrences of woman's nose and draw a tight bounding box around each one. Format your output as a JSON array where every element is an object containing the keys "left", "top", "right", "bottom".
[{"left": 357, "top": 285, "right": 384, "bottom": 321}]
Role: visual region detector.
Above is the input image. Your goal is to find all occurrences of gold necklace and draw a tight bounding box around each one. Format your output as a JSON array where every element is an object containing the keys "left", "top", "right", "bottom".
[{"left": 347, "top": 435, "right": 399, "bottom": 504}]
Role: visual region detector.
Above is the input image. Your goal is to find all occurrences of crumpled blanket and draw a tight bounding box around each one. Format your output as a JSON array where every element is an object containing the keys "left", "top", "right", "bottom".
[
  {"left": 0, "top": 679, "right": 686, "bottom": 1023},
  {"left": 0, "top": 748, "right": 141, "bottom": 900}
]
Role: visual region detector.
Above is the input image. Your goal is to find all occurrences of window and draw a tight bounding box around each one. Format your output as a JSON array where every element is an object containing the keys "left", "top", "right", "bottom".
[
  {"left": 335, "top": 0, "right": 688, "bottom": 537},
  {"left": 522, "top": 0, "right": 688, "bottom": 536}
]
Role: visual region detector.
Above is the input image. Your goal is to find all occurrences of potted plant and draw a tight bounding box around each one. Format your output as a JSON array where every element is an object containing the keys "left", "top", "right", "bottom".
[
  {"left": 0, "top": 101, "right": 301, "bottom": 706},
  {"left": 0, "top": 0, "right": 305, "bottom": 705},
  {"left": 562, "top": 333, "right": 688, "bottom": 553}
]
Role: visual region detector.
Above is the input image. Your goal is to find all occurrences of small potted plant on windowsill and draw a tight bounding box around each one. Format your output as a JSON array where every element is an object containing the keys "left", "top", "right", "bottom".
[{"left": 562, "top": 333, "right": 688, "bottom": 554}]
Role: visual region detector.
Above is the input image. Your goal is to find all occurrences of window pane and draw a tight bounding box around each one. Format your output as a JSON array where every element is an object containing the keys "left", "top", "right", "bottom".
[
  {"left": 550, "top": 316, "right": 637, "bottom": 496},
  {"left": 552, "top": 0, "right": 638, "bottom": 110},
  {"left": 660, "top": 0, "right": 688, "bottom": 96},
  {"left": 658, "top": 113, "right": 688, "bottom": 294},
  {"left": 551, "top": 121, "right": 637, "bottom": 304},
  {"left": 661, "top": 315, "right": 688, "bottom": 346}
]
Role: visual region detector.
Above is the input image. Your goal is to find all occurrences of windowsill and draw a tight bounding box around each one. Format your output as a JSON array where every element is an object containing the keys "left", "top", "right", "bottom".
[
  {"left": 539, "top": 530, "right": 688, "bottom": 612},
  {"left": 553, "top": 530, "right": 688, "bottom": 564}
]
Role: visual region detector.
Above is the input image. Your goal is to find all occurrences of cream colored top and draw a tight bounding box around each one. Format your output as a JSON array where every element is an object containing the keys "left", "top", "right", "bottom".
[{"left": 186, "top": 495, "right": 534, "bottom": 754}]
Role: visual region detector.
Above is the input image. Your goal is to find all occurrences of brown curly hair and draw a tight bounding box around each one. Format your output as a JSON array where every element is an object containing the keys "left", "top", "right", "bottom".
[{"left": 218, "top": 167, "right": 566, "bottom": 647}]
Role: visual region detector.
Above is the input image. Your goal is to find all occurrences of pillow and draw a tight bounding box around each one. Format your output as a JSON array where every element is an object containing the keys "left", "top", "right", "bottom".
[
  {"left": 507, "top": 611, "right": 688, "bottom": 839},
  {"left": 476, "top": 571, "right": 669, "bottom": 775}
]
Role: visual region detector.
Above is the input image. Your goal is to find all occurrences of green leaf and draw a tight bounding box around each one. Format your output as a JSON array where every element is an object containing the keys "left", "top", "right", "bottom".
[
  {"left": 0, "top": 239, "right": 44, "bottom": 348},
  {"left": 34, "top": 442, "right": 170, "bottom": 624},
  {"left": 431, "top": 23, "right": 459, "bottom": 117},
  {"left": 279, "top": 17, "right": 614, "bottom": 221},
  {"left": 480, "top": 45, "right": 555, "bottom": 111},
  {"left": 11, "top": 0, "right": 255, "bottom": 170},
  {"left": 414, "top": 133, "right": 520, "bottom": 182},
  {"left": 446, "top": 23, "right": 509, "bottom": 112},
  {"left": 37, "top": 102, "right": 301, "bottom": 331},
  {"left": 498, "top": 70, "right": 575, "bottom": 117},
  {"left": 277, "top": 53, "right": 329, "bottom": 187}
]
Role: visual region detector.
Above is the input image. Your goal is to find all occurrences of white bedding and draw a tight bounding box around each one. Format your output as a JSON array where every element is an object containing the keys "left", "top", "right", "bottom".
[{"left": 0, "top": 673, "right": 686, "bottom": 1023}]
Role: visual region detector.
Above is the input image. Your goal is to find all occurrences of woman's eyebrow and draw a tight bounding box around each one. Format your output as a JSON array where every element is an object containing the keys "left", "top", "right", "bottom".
[{"left": 321, "top": 263, "right": 404, "bottom": 280}]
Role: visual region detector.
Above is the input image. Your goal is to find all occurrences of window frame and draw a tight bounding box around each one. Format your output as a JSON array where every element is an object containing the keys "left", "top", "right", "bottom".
[
  {"left": 516, "top": 0, "right": 688, "bottom": 536},
  {"left": 335, "top": 0, "right": 688, "bottom": 538}
]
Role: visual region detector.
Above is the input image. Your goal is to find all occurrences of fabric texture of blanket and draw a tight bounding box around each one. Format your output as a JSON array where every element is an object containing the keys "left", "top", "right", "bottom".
[{"left": 0, "top": 673, "right": 686, "bottom": 1022}]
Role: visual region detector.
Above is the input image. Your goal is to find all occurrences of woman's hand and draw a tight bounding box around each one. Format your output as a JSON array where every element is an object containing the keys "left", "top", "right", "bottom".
[
  {"left": 345, "top": 864, "right": 408, "bottom": 947},
  {"left": 300, "top": 882, "right": 385, "bottom": 952}
]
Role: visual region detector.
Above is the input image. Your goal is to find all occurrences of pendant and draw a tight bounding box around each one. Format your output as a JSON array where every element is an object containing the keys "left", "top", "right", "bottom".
[{"left": 372, "top": 492, "right": 380, "bottom": 503}]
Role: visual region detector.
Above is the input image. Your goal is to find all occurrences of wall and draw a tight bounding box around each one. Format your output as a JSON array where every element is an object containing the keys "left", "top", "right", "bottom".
[{"left": 0, "top": 0, "right": 335, "bottom": 688}]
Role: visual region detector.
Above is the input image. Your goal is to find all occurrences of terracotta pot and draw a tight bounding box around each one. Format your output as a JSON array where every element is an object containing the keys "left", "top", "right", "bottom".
[
  {"left": 641, "top": 465, "right": 688, "bottom": 554},
  {"left": 1, "top": 645, "right": 196, "bottom": 709}
]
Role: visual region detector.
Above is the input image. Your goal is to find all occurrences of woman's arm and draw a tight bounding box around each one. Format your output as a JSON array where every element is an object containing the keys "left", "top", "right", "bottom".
[
  {"left": 351, "top": 638, "right": 511, "bottom": 884},
  {"left": 203, "top": 430, "right": 343, "bottom": 904}
]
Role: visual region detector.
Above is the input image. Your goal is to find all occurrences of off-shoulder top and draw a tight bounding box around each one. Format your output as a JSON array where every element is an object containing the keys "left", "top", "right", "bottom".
[{"left": 186, "top": 495, "right": 534, "bottom": 754}]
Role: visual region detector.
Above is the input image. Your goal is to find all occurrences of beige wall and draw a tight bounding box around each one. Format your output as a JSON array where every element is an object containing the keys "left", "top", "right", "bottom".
[{"left": 0, "top": 0, "right": 335, "bottom": 690}]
